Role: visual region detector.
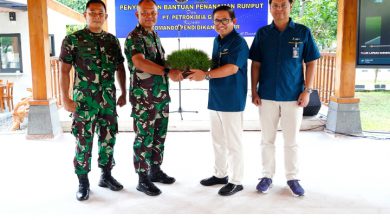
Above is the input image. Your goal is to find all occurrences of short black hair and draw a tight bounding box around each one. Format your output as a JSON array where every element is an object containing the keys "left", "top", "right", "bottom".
[
  {"left": 86, "top": 0, "right": 107, "bottom": 12},
  {"left": 138, "top": 0, "right": 157, "bottom": 6},
  {"left": 269, "top": 0, "right": 294, "bottom": 4},
  {"left": 212, "top": 5, "right": 236, "bottom": 19}
]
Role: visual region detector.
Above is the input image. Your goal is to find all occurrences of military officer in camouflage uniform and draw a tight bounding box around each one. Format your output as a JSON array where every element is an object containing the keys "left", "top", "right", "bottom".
[
  {"left": 124, "top": 0, "right": 183, "bottom": 196},
  {"left": 59, "top": 0, "right": 127, "bottom": 201}
]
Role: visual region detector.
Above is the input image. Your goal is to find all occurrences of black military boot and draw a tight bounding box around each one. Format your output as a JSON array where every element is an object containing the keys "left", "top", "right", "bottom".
[
  {"left": 76, "top": 174, "right": 90, "bottom": 201},
  {"left": 98, "top": 168, "right": 123, "bottom": 191},
  {"left": 149, "top": 164, "right": 176, "bottom": 184},
  {"left": 136, "top": 172, "right": 161, "bottom": 196}
]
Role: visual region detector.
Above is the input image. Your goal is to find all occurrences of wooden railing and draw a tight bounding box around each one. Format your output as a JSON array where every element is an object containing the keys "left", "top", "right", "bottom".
[
  {"left": 50, "top": 57, "right": 74, "bottom": 108},
  {"left": 314, "top": 53, "right": 336, "bottom": 105},
  {"left": 50, "top": 58, "right": 62, "bottom": 107}
]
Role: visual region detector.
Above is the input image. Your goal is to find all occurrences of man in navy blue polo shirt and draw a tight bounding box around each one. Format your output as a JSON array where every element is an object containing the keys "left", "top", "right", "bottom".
[
  {"left": 249, "top": 0, "right": 320, "bottom": 197},
  {"left": 188, "top": 5, "right": 249, "bottom": 196}
]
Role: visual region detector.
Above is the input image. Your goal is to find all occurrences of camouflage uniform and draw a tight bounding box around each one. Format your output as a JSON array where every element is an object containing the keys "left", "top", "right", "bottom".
[
  {"left": 124, "top": 24, "right": 170, "bottom": 174},
  {"left": 59, "top": 28, "right": 125, "bottom": 175}
]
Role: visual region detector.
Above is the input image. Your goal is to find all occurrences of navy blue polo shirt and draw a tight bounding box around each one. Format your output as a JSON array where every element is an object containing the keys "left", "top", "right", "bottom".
[
  {"left": 249, "top": 18, "right": 320, "bottom": 101},
  {"left": 208, "top": 29, "right": 249, "bottom": 112}
]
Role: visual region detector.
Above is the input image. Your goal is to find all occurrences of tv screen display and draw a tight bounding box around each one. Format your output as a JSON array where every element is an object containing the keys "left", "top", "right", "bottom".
[{"left": 357, "top": 0, "right": 390, "bottom": 67}]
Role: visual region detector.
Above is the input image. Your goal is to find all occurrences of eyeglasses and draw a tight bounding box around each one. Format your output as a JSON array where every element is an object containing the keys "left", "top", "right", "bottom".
[
  {"left": 213, "top": 18, "right": 231, "bottom": 25},
  {"left": 87, "top": 12, "right": 106, "bottom": 18},
  {"left": 271, "top": 4, "right": 289, "bottom": 10},
  {"left": 140, "top": 11, "right": 157, "bottom": 17}
]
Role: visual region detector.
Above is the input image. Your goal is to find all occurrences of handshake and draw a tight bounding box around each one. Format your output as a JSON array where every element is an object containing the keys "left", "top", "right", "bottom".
[
  {"left": 168, "top": 69, "right": 208, "bottom": 82},
  {"left": 166, "top": 49, "right": 211, "bottom": 82}
]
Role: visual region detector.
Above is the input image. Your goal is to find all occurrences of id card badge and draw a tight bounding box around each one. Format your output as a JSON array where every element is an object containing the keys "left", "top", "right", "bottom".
[{"left": 292, "top": 42, "right": 299, "bottom": 58}]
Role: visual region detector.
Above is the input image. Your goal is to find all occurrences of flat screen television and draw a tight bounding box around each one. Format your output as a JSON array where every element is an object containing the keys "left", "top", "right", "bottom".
[{"left": 357, "top": 0, "right": 390, "bottom": 67}]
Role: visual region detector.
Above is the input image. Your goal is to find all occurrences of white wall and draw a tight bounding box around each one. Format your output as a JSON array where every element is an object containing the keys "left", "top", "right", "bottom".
[
  {"left": 0, "top": 11, "right": 31, "bottom": 76},
  {"left": 0, "top": 11, "right": 32, "bottom": 101},
  {"left": 47, "top": 9, "right": 83, "bottom": 58}
]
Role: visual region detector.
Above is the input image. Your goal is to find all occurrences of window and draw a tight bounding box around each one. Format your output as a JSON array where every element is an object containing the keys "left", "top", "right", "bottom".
[{"left": 0, "top": 34, "right": 23, "bottom": 74}]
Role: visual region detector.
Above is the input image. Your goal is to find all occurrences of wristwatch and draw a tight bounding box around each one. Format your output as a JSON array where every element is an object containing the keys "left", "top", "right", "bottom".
[
  {"left": 305, "top": 87, "right": 313, "bottom": 94},
  {"left": 205, "top": 72, "right": 211, "bottom": 80},
  {"left": 163, "top": 67, "right": 171, "bottom": 77}
]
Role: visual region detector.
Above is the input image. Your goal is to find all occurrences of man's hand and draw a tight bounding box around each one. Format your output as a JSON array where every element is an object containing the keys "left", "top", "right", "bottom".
[
  {"left": 187, "top": 69, "right": 206, "bottom": 81},
  {"left": 117, "top": 93, "right": 126, "bottom": 107},
  {"left": 168, "top": 69, "right": 184, "bottom": 82},
  {"left": 297, "top": 92, "right": 310, "bottom": 107},
  {"left": 252, "top": 92, "right": 261, "bottom": 106},
  {"left": 63, "top": 98, "right": 76, "bottom": 112}
]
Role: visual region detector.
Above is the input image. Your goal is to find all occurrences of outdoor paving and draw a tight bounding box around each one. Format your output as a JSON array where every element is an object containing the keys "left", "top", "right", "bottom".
[{"left": 0, "top": 131, "right": 389, "bottom": 214}]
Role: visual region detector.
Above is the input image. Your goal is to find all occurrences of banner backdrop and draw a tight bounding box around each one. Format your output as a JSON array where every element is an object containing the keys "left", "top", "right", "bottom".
[{"left": 115, "top": 0, "right": 268, "bottom": 38}]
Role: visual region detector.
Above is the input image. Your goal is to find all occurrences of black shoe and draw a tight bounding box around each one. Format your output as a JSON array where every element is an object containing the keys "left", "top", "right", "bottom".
[
  {"left": 76, "top": 174, "right": 90, "bottom": 201},
  {"left": 200, "top": 176, "right": 228, "bottom": 186},
  {"left": 137, "top": 173, "right": 161, "bottom": 196},
  {"left": 218, "top": 183, "right": 243, "bottom": 196},
  {"left": 149, "top": 165, "right": 176, "bottom": 184},
  {"left": 98, "top": 168, "right": 123, "bottom": 191}
]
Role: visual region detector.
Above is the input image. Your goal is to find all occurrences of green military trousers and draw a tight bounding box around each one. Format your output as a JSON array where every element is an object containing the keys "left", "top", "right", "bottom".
[
  {"left": 72, "top": 106, "right": 118, "bottom": 175},
  {"left": 132, "top": 104, "right": 169, "bottom": 174}
]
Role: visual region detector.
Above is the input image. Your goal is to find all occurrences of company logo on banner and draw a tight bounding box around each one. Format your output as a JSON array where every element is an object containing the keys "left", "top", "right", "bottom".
[{"left": 115, "top": 0, "right": 268, "bottom": 38}]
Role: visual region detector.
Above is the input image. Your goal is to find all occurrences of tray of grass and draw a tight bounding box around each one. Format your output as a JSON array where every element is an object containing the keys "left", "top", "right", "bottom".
[{"left": 166, "top": 49, "right": 211, "bottom": 77}]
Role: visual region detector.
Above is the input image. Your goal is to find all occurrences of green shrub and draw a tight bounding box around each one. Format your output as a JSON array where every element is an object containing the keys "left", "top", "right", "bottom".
[
  {"left": 166, "top": 49, "right": 211, "bottom": 72},
  {"left": 66, "top": 24, "right": 85, "bottom": 35}
]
